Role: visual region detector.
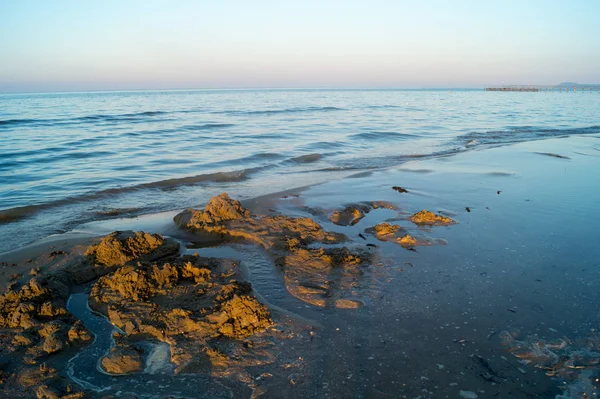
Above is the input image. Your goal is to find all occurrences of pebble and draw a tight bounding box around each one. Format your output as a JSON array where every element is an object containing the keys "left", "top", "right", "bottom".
[{"left": 459, "top": 390, "right": 478, "bottom": 398}]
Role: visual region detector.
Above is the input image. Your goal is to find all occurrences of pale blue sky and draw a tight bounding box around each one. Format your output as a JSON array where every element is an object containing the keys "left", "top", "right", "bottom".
[{"left": 1, "top": 0, "right": 599, "bottom": 92}]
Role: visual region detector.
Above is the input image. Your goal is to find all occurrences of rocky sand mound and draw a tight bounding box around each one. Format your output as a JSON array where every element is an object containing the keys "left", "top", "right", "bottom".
[
  {"left": 175, "top": 193, "right": 372, "bottom": 308},
  {"left": 89, "top": 254, "right": 274, "bottom": 375},
  {"left": 0, "top": 230, "right": 181, "bottom": 398}
]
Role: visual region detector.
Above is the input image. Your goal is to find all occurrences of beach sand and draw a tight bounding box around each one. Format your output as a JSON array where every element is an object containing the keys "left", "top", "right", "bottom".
[{"left": 1, "top": 135, "right": 599, "bottom": 398}]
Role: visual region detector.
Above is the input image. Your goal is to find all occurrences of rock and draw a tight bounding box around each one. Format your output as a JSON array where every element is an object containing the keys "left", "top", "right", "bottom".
[
  {"left": 39, "top": 301, "right": 68, "bottom": 318},
  {"left": 85, "top": 231, "right": 178, "bottom": 267},
  {"left": 409, "top": 210, "right": 455, "bottom": 226},
  {"left": 88, "top": 252, "right": 279, "bottom": 377},
  {"left": 370, "top": 201, "right": 398, "bottom": 210},
  {"left": 17, "top": 363, "right": 59, "bottom": 387},
  {"left": 69, "top": 231, "right": 178, "bottom": 285},
  {"left": 42, "top": 334, "right": 65, "bottom": 354},
  {"left": 6, "top": 302, "right": 39, "bottom": 329},
  {"left": 397, "top": 234, "right": 417, "bottom": 247},
  {"left": 67, "top": 320, "right": 92, "bottom": 344},
  {"left": 208, "top": 295, "right": 272, "bottom": 338},
  {"left": 36, "top": 384, "right": 85, "bottom": 399},
  {"left": 174, "top": 193, "right": 376, "bottom": 309},
  {"left": 174, "top": 194, "right": 344, "bottom": 249},
  {"left": 100, "top": 346, "right": 143, "bottom": 375},
  {"left": 0, "top": 262, "right": 95, "bottom": 397},
  {"left": 36, "top": 385, "right": 61, "bottom": 399},
  {"left": 329, "top": 205, "right": 369, "bottom": 226},
  {"left": 365, "top": 223, "right": 402, "bottom": 239},
  {"left": 38, "top": 320, "right": 66, "bottom": 338},
  {"left": 392, "top": 186, "right": 408, "bottom": 193},
  {"left": 174, "top": 193, "right": 251, "bottom": 230},
  {"left": 12, "top": 331, "right": 38, "bottom": 347}
]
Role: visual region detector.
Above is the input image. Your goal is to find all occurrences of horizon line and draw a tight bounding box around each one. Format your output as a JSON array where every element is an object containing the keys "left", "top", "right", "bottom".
[
  {"left": 2, "top": 83, "right": 598, "bottom": 95},
  {"left": 0, "top": 86, "right": 487, "bottom": 95}
]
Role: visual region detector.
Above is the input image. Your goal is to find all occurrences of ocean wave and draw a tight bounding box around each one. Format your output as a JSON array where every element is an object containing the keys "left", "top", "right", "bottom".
[
  {"left": 458, "top": 125, "right": 600, "bottom": 147},
  {"left": 95, "top": 207, "right": 142, "bottom": 217},
  {"left": 217, "top": 106, "right": 344, "bottom": 116},
  {"left": 1, "top": 148, "right": 116, "bottom": 162},
  {"left": 298, "top": 141, "right": 351, "bottom": 151},
  {"left": 180, "top": 123, "right": 235, "bottom": 130},
  {"left": 362, "top": 105, "right": 402, "bottom": 110},
  {"left": 286, "top": 153, "right": 323, "bottom": 163},
  {"left": 0, "top": 118, "right": 41, "bottom": 127},
  {"left": 349, "top": 131, "right": 421, "bottom": 141},
  {"left": 200, "top": 153, "right": 285, "bottom": 169},
  {"left": 135, "top": 123, "right": 235, "bottom": 137},
  {"left": 0, "top": 110, "right": 172, "bottom": 129},
  {"left": 0, "top": 167, "right": 263, "bottom": 225}
]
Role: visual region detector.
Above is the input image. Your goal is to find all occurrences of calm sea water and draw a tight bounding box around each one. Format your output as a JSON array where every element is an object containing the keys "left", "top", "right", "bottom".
[{"left": 1, "top": 89, "right": 599, "bottom": 252}]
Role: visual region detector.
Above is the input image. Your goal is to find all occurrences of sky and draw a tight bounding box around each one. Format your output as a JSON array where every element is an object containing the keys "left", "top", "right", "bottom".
[{"left": 1, "top": 0, "right": 599, "bottom": 92}]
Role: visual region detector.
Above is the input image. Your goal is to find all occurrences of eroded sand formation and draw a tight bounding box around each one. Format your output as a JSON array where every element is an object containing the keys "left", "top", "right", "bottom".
[
  {"left": 175, "top": 193, "right": 372, "bottom": 308},
  {"left": 328, "top": 205, "right": 369, "bottom": 226},
  {"left": 0, "top": 231, "right": 182, "bottom": 397},
  {"left": 0, "top": 229, "right": 283, "bottom": 397},
  {"left": 0, "top": 193, "right": 462, "bottom": 397},
  {"left": 88, "top": 252, "right": 274, "bottom": 376},
  {"left": 0, "top": 272, "right": 90, "bottom": 398},
  {"left": 365, "top": 222, "right": 416, "bottom": 247},
  {"left": 409, "top": 209, "right": 455, "bottom": 226}
]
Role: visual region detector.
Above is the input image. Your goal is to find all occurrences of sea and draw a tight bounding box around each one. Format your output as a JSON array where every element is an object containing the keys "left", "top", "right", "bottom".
[{"left": 1, "top": 88, "right": 599, "bottom": 253}]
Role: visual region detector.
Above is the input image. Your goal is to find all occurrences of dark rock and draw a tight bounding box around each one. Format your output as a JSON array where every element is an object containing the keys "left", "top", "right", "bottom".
[
  {"left": 329, "top": 205, "right": 369, "bottom": 226},
  {"left": 100, "top": 346, "right": 143, "bottom": 375}
]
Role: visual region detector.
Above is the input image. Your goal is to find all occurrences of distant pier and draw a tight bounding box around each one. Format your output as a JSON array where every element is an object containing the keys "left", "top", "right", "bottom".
[{"left": 485, "top": 85, "right": 600, "bottom": 93}]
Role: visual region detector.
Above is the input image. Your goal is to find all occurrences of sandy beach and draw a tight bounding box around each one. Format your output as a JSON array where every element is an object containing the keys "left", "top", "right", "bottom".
[{"left": 1, "top": 135, "right": 599, "bottom": 398}]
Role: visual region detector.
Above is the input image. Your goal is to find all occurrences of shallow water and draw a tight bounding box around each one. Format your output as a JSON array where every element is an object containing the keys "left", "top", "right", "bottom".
[
  {"left": 1, "top": 89, "right": 600, "bottom": 252},
  {"left": 59, "top": 136, "right": 600, "bottom": 398}
]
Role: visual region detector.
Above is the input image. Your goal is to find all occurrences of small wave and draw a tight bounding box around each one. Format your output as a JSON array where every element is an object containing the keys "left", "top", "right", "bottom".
[
  {"left": 95, "top": 207, "right": 142, "bottom": 217},
  {"left": 349, "top": 131, "right": 420, "bottom": 141},
  {"left": 459, "top": 125, "right": 600, "bottom": 147},
  {"left": 217, "top": 106, "right": 343, "bottom": 116},
  {"left": 307, "top": 166, "right": 370, "bottom": 172},
  {"left": 0, "top": 167, "right": 264, "bottom": 224},
  {"left": 363, "top": 105, "right": 402, "bottom": 110},
  {"left": 0, "top": 110, "right": 172, "bottom": 129},
  {"left": 141, "top": 123, "right": 235, "bottom": 136},
  {"left": 286, "top": 153, "right": 323, "bottom": 163},
  {"left": 2, "top": 148, "right": 116, "bottom": 163},
  {"left": 0, "top": 160, "right": 21, "bottom": 171},
  {"left": 0, "top": 118, "right": 41, "bottom": 127},
  {"left": 321, "top": 149, "right": 463, "bottom": 171},
  {"left": 299, "top": 141, "right": 350, "bottom": 151},
  {"left": 202, "top": 153, "right": 285, "bottom": 169},
  {"left": 76, "top": 111, "right": 169, "bottom": 121},
  {"left": 1, "top": 146, "right": 64, "bottom": 159},
  {"left": 180, "top": 123, "right": 235, "bottom": 131},
  {"left": 0, "top": 205, "right": 40, "bottom": 224}
]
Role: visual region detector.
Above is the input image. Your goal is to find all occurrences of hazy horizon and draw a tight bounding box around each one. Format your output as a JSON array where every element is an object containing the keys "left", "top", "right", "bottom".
[{"left": 1, "top": 0, "right": 599, "bottom": 93}]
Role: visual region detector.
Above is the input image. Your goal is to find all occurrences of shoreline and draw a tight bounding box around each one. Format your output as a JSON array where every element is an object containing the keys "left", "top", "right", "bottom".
[
  {"left": 1, "top": 135, "right": 599, "bottom": 398},
  {"left": 2, "top": 119, "right": 600, "bottom": 255}
]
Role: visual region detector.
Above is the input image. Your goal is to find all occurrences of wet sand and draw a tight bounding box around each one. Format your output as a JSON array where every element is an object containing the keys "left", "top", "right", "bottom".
[{"left": 1, "top": 135, "right": 599, "bottom": 398}]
